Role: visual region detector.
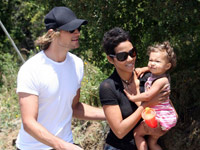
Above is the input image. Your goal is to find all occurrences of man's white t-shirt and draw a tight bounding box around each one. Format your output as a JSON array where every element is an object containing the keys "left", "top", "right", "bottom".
[{"left": 16, "top": 51, "right": 84, "bottom": 150}]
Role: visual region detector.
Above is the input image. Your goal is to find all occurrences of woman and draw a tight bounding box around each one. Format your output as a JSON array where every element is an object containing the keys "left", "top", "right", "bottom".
[{"left": 99, "top": 27, "right": 169, "bottom": 150}]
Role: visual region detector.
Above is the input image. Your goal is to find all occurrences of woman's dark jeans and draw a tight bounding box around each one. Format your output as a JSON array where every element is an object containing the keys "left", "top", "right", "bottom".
[{"left": 104, "top": 143, "right": 121, "bottom": 150}]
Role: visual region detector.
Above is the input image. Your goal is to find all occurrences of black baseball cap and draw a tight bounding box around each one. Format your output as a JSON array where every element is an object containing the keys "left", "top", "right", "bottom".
[{"left": 44, "top": 6, "right": 88, "bottom": 31}]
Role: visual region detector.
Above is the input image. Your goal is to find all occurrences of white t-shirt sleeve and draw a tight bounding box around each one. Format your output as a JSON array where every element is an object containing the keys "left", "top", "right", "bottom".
[
  {"left": 78, "top": 59, "right": 84, "bottom": 88},
  {"left": 17, "top": 65, "right": 39, "bottom": 96}
]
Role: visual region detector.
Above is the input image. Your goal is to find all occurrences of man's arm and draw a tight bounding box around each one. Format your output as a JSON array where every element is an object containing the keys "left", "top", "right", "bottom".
[
  {"left": 72, "top": 89, "right": 105, "bottom": 120},
  {"left": 19, "top": 92, "right": 83, "bottom": 150}
]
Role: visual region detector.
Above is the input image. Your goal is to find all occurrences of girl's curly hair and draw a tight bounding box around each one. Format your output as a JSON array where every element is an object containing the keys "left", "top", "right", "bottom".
[{"left": 147, "top": 41, "right": 177, "bottom": 72}]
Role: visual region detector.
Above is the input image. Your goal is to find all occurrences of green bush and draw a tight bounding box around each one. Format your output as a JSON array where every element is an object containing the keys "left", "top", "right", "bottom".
[
  {"left": 0, "top": 53, "right": 20, "bottom": 130},
  {"left": 80, "top": 60, "right": 108, "bottom": 107}
]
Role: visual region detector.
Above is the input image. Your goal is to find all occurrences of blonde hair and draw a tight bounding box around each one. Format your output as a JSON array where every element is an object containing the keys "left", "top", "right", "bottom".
[
  {"left": 34, "top": 30, "right": 60, "bottom": 50},
  {"left": 147, "top": 41, "right": 177, "bottom": 72}
]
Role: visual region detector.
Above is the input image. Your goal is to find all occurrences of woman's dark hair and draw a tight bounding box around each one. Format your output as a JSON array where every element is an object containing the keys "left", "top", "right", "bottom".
[{"left": 102, "top": 27, "right": 130, "bottom": 55}]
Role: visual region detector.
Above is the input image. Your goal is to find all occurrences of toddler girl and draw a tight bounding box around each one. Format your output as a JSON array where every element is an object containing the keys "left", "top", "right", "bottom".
[{"left": 125, "top": 41, "right": 178, "bottom": 150}]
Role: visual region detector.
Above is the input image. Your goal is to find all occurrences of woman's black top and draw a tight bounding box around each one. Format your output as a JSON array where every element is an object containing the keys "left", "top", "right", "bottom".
[{"left": 99, "top": 69, "right": 150, "bottom": 150}]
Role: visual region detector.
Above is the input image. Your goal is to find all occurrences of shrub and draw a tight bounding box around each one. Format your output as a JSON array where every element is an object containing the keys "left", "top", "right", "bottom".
[
  {"left": 80, "top": 60, "right": 108, "bottom": 107},
  {"left": 0, "top": 53, "right": 20, "bottom": 130}
]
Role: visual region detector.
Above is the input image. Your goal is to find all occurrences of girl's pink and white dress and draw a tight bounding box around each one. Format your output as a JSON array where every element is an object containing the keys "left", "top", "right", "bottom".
[{"left": 145, "top": 74, "right": 177, "bottom": 131}]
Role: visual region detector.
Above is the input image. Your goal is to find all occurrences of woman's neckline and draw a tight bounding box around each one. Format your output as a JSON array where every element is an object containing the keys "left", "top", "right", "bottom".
[{"left": 121, "top": 72, "right": 134, "bottom": 85}]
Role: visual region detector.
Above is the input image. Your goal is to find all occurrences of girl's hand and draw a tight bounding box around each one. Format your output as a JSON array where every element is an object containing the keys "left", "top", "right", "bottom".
[
  {"left": 123, "top": 88, "right": 135, "bottom": 101},
  {"left": 135, "top": 67, "right": 149, "bottom": 78}
]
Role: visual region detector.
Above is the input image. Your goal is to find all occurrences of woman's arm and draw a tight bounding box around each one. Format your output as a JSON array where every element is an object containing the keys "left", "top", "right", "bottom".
[{"left": 103, "top": 104, "right": 145, "bottom": 139}]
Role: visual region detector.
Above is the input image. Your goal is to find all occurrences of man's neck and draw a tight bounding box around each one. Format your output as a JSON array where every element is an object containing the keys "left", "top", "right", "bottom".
[{"left": 44, "top": 41, "right": 70, "bottom": 62}]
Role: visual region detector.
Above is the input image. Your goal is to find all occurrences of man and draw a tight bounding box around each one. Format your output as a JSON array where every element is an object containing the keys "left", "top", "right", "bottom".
[{"left": 16, "top": 6, "right": 105, "bottom": 150}]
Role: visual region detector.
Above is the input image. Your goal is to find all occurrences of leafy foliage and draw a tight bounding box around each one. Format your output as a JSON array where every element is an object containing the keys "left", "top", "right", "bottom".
[
  {"left": 0, "top": 53, "right": 19, "bottom": 130},
  {"left": 80, "top": 61, "right": 108, "bottom": 107},
  {"left": 0, "top": 0, "right": 200, "bottom": 143}
]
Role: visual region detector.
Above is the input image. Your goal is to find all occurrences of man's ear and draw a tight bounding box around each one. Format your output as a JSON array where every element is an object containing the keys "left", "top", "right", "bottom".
[
  {"left": 47, "top": 29, "right": 54, "bottom": 34},
  {"left": 107, "top": 55, "right": 114, "bottom": 64}
]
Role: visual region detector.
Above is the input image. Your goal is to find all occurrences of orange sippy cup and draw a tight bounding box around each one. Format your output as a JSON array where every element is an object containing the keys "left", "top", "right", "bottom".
[{"left": 142, "top": 107, "right": 157, "bottom": 128}]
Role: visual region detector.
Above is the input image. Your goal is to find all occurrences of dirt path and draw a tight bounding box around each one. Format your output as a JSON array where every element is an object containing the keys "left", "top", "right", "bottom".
[{"left": 1, "top": 119, "right": 200, "bottom": 150}]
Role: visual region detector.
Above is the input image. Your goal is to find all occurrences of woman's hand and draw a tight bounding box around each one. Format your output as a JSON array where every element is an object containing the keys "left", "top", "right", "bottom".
[{"left": 142, "top": 84, "right": 170, "bottom": 108}]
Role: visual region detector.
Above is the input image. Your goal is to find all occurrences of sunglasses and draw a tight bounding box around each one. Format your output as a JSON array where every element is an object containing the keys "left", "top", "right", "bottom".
[
  {"left": 109, "top": 47, "right": 137, "bottom": 61},
  {"left": 69, "top": 26, "right": 81, "bottom": 33}
]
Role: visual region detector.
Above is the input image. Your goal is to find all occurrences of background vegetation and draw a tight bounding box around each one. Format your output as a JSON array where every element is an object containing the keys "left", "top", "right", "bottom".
[{"left": 0, "top": 0, "right": 200, "bottom": 149}]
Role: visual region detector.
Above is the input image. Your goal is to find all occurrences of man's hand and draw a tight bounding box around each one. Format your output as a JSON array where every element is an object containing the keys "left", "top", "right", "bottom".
[{"left": 55, "top": 142, "right": 83, "bottom": 150}]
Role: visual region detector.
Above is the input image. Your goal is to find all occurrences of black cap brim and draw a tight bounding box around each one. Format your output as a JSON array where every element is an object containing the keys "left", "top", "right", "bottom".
[{"left": 58, "top": 19, "right": 88, "bottom": 31}]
